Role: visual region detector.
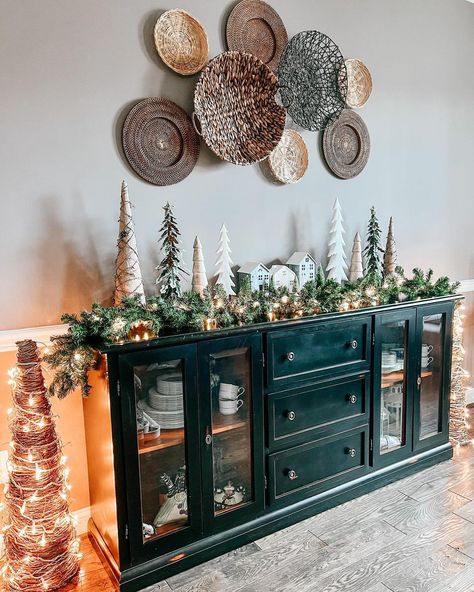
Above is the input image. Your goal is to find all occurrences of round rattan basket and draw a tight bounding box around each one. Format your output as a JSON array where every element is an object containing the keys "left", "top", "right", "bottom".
[
  {"left": 122, "top": 97, "right": 200, "bottom": 186},
  {"left": 345, "top": 59, "right": 372, "bottom": 109},
  {"left": 193, "top": 51, "right": 286, "bottom": 165},
  {"left": 154, "top": 9, "right": 208, "bottom": 76},
  {"left": 226, "top": 0, "right": 288, "bottom": 72},
  {"left": 266, "top": 129, "right": 308, "bottom": 184},
  {"left": 322, "top": 109, "right": 370, "bottom": 179}
]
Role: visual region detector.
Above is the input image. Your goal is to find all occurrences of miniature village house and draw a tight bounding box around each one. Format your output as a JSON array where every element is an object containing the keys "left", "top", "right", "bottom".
[
  {"left": 237, "top": 262, "right": 270, "bottom": 292},
  {"left": 269, "top": 265, "right": 298, "bottom": 291},
  {"left": 286, "top": 252, "right": 317, "bottom": 287}
]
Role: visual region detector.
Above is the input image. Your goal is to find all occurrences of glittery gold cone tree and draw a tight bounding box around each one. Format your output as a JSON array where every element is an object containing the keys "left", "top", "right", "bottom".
[
  {"left": 1, "top": 340, "right": 80, "bottom": 591},
  {"left": 450, "top": 303, "right": 470, "bottom": 445},
  {"left": 114, "top": 180, "right": 146, "bottom": 306}
]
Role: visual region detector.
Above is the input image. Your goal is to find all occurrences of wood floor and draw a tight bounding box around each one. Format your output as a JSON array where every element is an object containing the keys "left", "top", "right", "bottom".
[{"left": 3, "top": 443, "right": 474, "bottom": 592}]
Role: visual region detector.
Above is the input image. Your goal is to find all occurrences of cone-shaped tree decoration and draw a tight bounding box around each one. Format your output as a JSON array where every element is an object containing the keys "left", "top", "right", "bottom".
[
  {"left": 114, "top": 181, "right": 146, "bottom": 306},
  {"left": 349, "top": 232, "right": 364, "bottom": 282},
  {"left": 326, "top": 198, "right": 348, "bottom": 283},
  {"left": 1, "top": 340, "right": 80, "bottom": 591},
  {"left": 383, "top": 217, "right": 397, "bottom": 278},
  {"left": 363, "top": 206, "right": 384, "bottom": 282},
  {"left": 450, "top": 303, "right": 470, "bottom": 445},
  {"left": 192, "top": 236, "right": 208, "bottom": 297},
  {"left": 215, "top": 224, "right": 236, "bottom": 296},
  {"left": 156, "top": 203, "right": 188, "bottom": 299}
]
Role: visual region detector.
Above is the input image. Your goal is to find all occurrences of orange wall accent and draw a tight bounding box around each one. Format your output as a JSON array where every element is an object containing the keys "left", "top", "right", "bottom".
[{"left": 0, "top": 350, "right": 90, "bottom": 512}]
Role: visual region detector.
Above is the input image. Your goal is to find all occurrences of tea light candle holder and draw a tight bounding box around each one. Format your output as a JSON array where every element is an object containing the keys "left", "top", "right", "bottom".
[
  {"left": 203, "top": 318, "right": 217, "bottom": 331},
  {"left": 267, "top": 311, "right": 276, "bottom": 322}
]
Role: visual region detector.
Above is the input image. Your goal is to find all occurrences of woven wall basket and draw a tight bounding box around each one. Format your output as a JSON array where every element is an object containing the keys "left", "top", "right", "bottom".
[
  {"left": 345, "top": 59, "right": 372, "bottom": 109},
  {"left": 122, "top": 98, "right": 200, "bottom": 186},
  {"left": 266, "top": 129, "right": 308, "bottom": 184},
  {"left": 226, "top": 0, "right": 288, "bottom": 72},
  {"left": 193, "top": 51, "right": 286, "bottom": 165},
  {"left": 322, "top": 109, "right": 370, "bottom": 179},
  {"left": 154, "top": 9, "right": 208, "bottom": 75},
  {"left": 278, "top": 31, "right": 348, "bottom": 131}
]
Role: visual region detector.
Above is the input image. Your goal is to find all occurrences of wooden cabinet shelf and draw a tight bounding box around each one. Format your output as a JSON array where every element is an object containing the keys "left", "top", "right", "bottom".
[
  {"left": 139, "top": 413, "right": 248, "bottom": 455},
  {"left": 381, "top": 370, "right": 432, "bottom": 389}
]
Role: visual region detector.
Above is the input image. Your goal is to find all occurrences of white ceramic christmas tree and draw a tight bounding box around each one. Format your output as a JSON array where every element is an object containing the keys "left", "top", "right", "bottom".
[
  {"left": 192, "top": 236, "right": 208, "bottom": 296},
  {"left": 114, "top": 180, "right": 146, "bottom": 306},
  {"left": 349, "top": 232, "right": 364, "bottom": 282},
  {"left": 326, "top": 198, "right": 348, "bottom": 283},
  {"left": 383, "top": 217, "right": 397, "bottom": 277},
  {"left": 215, "top": 224, "right": 236, "bottom": 296}
]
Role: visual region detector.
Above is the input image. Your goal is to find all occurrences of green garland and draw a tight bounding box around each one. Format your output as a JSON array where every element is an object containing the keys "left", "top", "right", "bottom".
[{"left": 44, "top": 267, "right": 459, "bottom": 399}]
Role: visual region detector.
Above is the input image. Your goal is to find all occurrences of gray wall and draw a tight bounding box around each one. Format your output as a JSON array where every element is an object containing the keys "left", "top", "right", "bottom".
[{"left": 1, "top": 0, "right": 474, "bottom": 331}]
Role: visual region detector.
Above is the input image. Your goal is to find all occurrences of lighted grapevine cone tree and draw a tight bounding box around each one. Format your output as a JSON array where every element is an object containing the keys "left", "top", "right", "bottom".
[{"left": 1, "top": 340, "right": 80, "bottom": 591}]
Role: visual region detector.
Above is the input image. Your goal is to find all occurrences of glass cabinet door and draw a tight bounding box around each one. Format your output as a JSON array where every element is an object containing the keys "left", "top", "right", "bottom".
[
  {"left": 414, "top": 305, "right": 452, "bottom": 450},
  {"left": 198, "top": 335, "right": 264, "bottom": 532},
  {"left": 373, "top": 310, "right": 416, "bottom": 467},
  {"left": 119, "top": 345, "right": 202, "bottom": 561}
]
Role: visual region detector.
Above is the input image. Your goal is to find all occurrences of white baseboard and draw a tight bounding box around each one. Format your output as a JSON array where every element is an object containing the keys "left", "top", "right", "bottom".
[
  {"left": 0, "top": 324, "right": 68, "bottom": 353},
  {"left": 73, "top": 506, "right": 91, "bottom": 536},
  {"left": 459, "top": 279, "right": 474, "bottom": 294}
]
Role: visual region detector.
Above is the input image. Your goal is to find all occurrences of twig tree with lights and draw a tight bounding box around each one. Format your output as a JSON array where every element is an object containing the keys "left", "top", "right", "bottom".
[
  {"left": 215, "top": 224, "right": 236, "bottom": 296},
  {"left": 383, "top": 217, "right": 397, "bottom": 278},
  {"left": 114, "top": 180, "right": 146, "bottom": 306},
  {"left": 326, "top": 198, "right": 348, "bottom": 284},
  {"left": 1, "top": 340, "right": 80, "bottom": 591},
  {"left": 156, "top": 202, "right": 188, "bottom": 299}
]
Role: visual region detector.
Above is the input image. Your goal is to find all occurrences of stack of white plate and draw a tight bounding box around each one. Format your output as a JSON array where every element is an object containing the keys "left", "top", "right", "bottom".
[
  {"left": 145, "top": 375, "right": 185, "bottom": 429},
  {"left": 138, "top": 398, "right": 185, "bottom": 429}
]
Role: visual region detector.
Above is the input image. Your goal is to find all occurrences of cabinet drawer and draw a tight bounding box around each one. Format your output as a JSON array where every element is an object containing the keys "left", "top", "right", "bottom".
[
  {"left": 268, "top": 427, "right": 368, "bottom": 504},
  {"left": 266, "top": 317, "right": 371, "bottom": 389},
  {"left": 267, "top": 373, "right": 369, "bottom": 450}
]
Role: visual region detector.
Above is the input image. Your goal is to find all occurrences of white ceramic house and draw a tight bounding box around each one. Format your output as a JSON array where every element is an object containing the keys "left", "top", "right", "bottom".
[
  {"left": 238, "top": 262, "right": 270, "bottom": 292},
  {"left": 286, "top": 252, "right": 318, "bottom": 287},
  {"left": 269, "top": 265, "right": 298, "bottom": 291}
]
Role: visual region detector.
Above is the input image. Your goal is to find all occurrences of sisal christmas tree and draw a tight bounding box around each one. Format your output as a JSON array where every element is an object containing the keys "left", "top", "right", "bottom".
[
  {"left": 114, "top": 180, "right": 146, "bottom": 306},
  {"left": 325, "top": 198, "right": 348, "bottom": 283},
  {"left": 349, "top": 232, "right": 364, "bottom": 282},
  {"left": 192, "top": 236, "right": 208, "bottom": 297},
  {"left": 1, "top": 340, "right": 80, "bottom": 591},
  {"left": 215, "top": 224, "right": 236, "bottom": 296},
  {"left": 383, "top": 217, "right": 397, "bottom": 278},
  {"left": 363, "top": 206, "right": 384, "bottom": 282},
  {"left": 156, "top": 203, "right": 188, "bottom": 299}
]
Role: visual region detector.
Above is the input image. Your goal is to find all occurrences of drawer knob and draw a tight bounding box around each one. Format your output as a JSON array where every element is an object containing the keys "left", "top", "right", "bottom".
[
  {"left": 287, "top": 469, "right": 298, "bottom": 481},
  {"left": 346, "top": 394, "right": 358, "bottom": 404},
  {"left": 286, "top": 351, "right": 296, "bottom": 362},
  {"left": 287, "top": 410, "right": 296, "bottom": 421},
  {"left": 346, "top": 447, "right": 357, "bottom": 458},
  {"left": 350, "top": 339, "right": 358, "bottom": 350}
]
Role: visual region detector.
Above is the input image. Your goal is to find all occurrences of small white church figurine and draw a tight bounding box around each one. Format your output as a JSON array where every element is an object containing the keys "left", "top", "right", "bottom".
[
  {"left": 269, "top": 265, "right": 298, "bottom": 291},
  {"left": 238, "top": 262, "right": 270, "bottom": 292},
  {"left": 286, "top": 252, "right": 317, "bottom": 287}
]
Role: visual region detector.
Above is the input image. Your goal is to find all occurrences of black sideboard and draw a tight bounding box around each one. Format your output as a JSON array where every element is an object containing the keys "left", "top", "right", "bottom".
[{"left": 83, "top": 296, "right": 457, "bottom": 591}]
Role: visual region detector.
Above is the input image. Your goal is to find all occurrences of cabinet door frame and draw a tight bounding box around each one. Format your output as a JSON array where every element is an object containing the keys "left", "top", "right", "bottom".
[
  {"left": 372, "top": 308, "right": 417, "bottom": 468},
  {"left": 198, "top": 333, "right": 265, "bottom": 534},
  {"left": 118, "top": 344, "right": 203, "bottom": 564},
  {"left": 413, "top": 302, "right": 453, "bottom": 452}
]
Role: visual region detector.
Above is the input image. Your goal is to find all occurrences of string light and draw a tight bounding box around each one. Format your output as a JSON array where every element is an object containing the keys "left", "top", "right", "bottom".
[{"left": 1, "top": 340, "right": 80, "bottom": 590}]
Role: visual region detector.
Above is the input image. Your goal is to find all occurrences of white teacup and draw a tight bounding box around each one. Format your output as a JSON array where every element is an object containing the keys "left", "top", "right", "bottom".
[
  {"left": 219, "top": 399, "right": 243, "bottom": 415},
  {"left": 219, "top": 384, "right": 245, "bottom": 401},
  {"left": 422, "top": 344, "right": 433, "bottom": 356},
  {"left": 422, "top": 356, "right": 433, "bottom": 368}
]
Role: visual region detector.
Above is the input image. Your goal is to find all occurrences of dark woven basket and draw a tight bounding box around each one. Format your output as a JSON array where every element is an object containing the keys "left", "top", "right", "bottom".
[
  {"left": 278, "top": 31, "right": 348, "bottom": 131},
  {"left": 193, "top": 51, "right": 286, "bottom": 165},
  {"left": 322, "top": 109, "right": 370, "bottom": 179},
  {"left": 122, "top": 98, "right": 200, "bottom": 186},
  {"left": 226, "top": 0, "right": 288, "bottom": 72}
]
